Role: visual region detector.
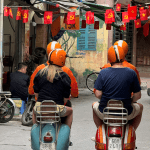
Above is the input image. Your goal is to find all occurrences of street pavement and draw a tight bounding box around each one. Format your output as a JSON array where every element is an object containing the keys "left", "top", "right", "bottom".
[{"left": 0, "top": 89, "right": 150, "bottom": 150}]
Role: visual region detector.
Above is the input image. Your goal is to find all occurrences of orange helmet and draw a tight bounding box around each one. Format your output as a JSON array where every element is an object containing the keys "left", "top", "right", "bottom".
[
  {"left": 47, "top": 41, "right": 61, "bottom": 56},
  {"left": 108, "top": 45, "right": 125, "bottom": 64},
  {"left": 114, "top": 40, "right": 128, "bottom": 56},
  {"left": 48, "top": 49, "right": 67, "bottom": 67}
]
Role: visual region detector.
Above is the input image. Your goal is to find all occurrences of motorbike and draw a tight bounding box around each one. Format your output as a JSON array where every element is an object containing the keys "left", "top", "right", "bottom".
[
  {"left": 31, "top": 100, "right": 71, "bottom": 150},
  {"left": 0, "top": 91, "right": 15, "bottom": 123},
  {"left": 94, "top": 100, "right": 136, "bottom": 150},
  {"left": 21, "top": 95, "right": 36, "bottom": 126}
]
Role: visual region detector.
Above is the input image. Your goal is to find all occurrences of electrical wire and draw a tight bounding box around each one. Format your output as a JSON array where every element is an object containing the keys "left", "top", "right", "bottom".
[{"left": 8, "top": 16, "right": 15, "bottom": 32}]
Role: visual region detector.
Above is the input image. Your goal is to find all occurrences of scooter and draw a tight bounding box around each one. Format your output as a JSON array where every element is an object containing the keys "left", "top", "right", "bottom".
[
  {"left": 31, "top": 100, "right": 71, "bottom": 150},
  {"left": 94, "top": 100, "right": 136, "bottom": 150},
  {"left": 0, "top": 91, "right": 15, "bottom": 123},
  {"left": 21, "top": 95, "right": 36, "bottom": 126}
]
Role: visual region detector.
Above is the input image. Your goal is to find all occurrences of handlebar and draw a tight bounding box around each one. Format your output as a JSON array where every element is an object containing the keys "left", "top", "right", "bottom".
[{"left": 0, "top": 91, "right": 11, "bottom": 97}]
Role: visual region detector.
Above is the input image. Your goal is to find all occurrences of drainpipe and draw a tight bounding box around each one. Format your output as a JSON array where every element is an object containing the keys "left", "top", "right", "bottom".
[{"left": 0, "top": 0, "right": 4, "bottom": 92}]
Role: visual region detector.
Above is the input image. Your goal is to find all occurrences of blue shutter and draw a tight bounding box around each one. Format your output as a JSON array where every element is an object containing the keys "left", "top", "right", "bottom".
[{"left": 77, "top": 25, "right": 97, "bottom": 51}]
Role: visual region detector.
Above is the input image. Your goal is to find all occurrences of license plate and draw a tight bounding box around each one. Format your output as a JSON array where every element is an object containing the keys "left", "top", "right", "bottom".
[
  {"left": 40, "top": 143, "right": 55, "bottom": 150},
  {"left": 108, "top": 138, "right": 121, "bottom": 150}
]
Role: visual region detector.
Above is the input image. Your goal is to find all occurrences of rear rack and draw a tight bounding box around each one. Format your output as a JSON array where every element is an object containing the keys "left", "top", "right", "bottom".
[
  {"left": 35, "top": 100, "right": 61, "bottom": 145},
  {"left": 35, "top": 100, "right": 61, "bottom": 124},
  {"left": 103, "top": 100, "right": 128, "bottom": 126}
]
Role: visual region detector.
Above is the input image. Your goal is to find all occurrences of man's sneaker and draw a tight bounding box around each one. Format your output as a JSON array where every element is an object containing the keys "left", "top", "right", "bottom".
[{"left": 91, "top": 137, "right": 95, "bottom": 141}]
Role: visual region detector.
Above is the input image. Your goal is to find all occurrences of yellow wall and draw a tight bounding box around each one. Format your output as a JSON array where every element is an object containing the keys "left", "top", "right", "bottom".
[{"left": 58, "top": 23, "right": 108, "bottom": 87}]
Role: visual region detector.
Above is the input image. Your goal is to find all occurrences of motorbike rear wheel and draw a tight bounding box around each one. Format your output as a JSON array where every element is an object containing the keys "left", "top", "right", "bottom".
[
  {"left": 21, "top": 100, "right": 35, "bottom": 126},
  {"left": 0, "top": 99, "right": 15, "bottom": 123}
]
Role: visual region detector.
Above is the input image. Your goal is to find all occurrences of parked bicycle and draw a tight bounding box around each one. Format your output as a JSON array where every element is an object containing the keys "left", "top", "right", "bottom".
[{"left": 86, "top": 71, "right": 99, "bottom": 93}]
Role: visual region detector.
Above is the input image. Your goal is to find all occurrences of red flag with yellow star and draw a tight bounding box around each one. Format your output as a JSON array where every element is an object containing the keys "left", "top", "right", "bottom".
[
  {"left": 139, "top": 7, "right": 144, "bottom": 11},
  {"left": 128, "top": 6, "right": 137, "bottom": 20},
  {"left": 143, "top": 23, "right": 149, "bottom": 37},
  {"left": 120, "top": 23, "right": 126, "bottom": 31},
  {"left": 67, "top": 12, "right": 75, "bottom": 24},
  {"left": 86, "top": 11, "right": 94, "bottom": 24},
  {"left": 105, "top": 9, "right": 115, "bottom": 24},
  {"left": 9, "top": 8, "right": 13, "bottom": 19},
  {"left": 22, "top": 10, "right": 29, "bottom": 23},
  {"left": 16, "top": 7, "right": 22, "bottom": 20},
  {"left": 4, "top": 7, "right": 9, "bottom": 17},
  {"left": 116, "top": 4, "right": 121, "bottom": 12},
  {"left": 134, "top": 19, "right": 141, "bottom": 28},
  {"left": 44, "top": 11, "right": 53, "bottom": 24},
  {"left": 122, "top": 12, "right": 129, "bottom": 23},
  {"left": 140, "top": 9, "right": 148, "bottom": 21}
]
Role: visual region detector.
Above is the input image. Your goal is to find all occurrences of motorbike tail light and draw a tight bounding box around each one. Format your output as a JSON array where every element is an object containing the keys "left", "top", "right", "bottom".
[
  {"left": 95, "top": 142, "right": 105, "bottom": 150},
  {"left": 125, "top": 142, "right": 135, "bottom": 149},
  {"left": 43, "top": 132, "right": 53, "bottom": 142},
  {"left": 109, "top": 127, "right": 121, "bottom": 137}
]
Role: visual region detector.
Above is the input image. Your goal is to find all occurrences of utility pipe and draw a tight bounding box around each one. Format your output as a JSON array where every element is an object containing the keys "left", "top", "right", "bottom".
[{"left": 0, "top": 0, "right": 4, "bottom": 92}]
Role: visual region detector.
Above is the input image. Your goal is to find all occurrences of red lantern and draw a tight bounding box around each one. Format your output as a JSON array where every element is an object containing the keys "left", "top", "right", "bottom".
[{"left": 44, "top": 11, "right": 53, "bottom": 24}]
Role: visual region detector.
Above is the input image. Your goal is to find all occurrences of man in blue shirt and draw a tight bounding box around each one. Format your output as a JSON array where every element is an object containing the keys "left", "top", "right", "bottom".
[{"left": 92, "top": 45, "right": 143, "bottom": 131}]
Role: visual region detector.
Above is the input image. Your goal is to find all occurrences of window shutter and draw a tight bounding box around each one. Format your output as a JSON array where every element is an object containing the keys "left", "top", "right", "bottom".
[{"left": 77, "top": 25, "right": 97, "bottom": 51}]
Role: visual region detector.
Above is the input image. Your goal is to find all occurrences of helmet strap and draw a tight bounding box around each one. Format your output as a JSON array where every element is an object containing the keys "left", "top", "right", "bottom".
[
  {"left": 48, "top": 50, "right": 56, "bottom": 65},
  {"left": 113, "top": 45, "right": 120, "bottom": 63}
]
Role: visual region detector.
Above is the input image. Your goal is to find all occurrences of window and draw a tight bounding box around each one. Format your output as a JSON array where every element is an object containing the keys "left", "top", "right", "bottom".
[{"left": 77, "top": 24, "right": 97, "bottom": 51}]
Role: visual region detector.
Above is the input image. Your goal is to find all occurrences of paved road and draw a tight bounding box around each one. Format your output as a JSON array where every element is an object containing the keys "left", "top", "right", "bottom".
[{"left": 0, "top": 89, "right": 150, "bottom": 150}]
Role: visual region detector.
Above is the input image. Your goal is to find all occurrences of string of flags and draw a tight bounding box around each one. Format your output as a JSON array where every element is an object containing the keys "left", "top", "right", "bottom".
[
  {"left": 107, "top": 3, "right": 150, "bottom": 37},
  {"left": 3, "top": 4, "right": 150, "bottom": 36},
  {"left": 3, "top": 6, "right": 100, "bottom": 29},
  {"left": 4, "top": 7, "right": 29, "bottom": 23}
]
